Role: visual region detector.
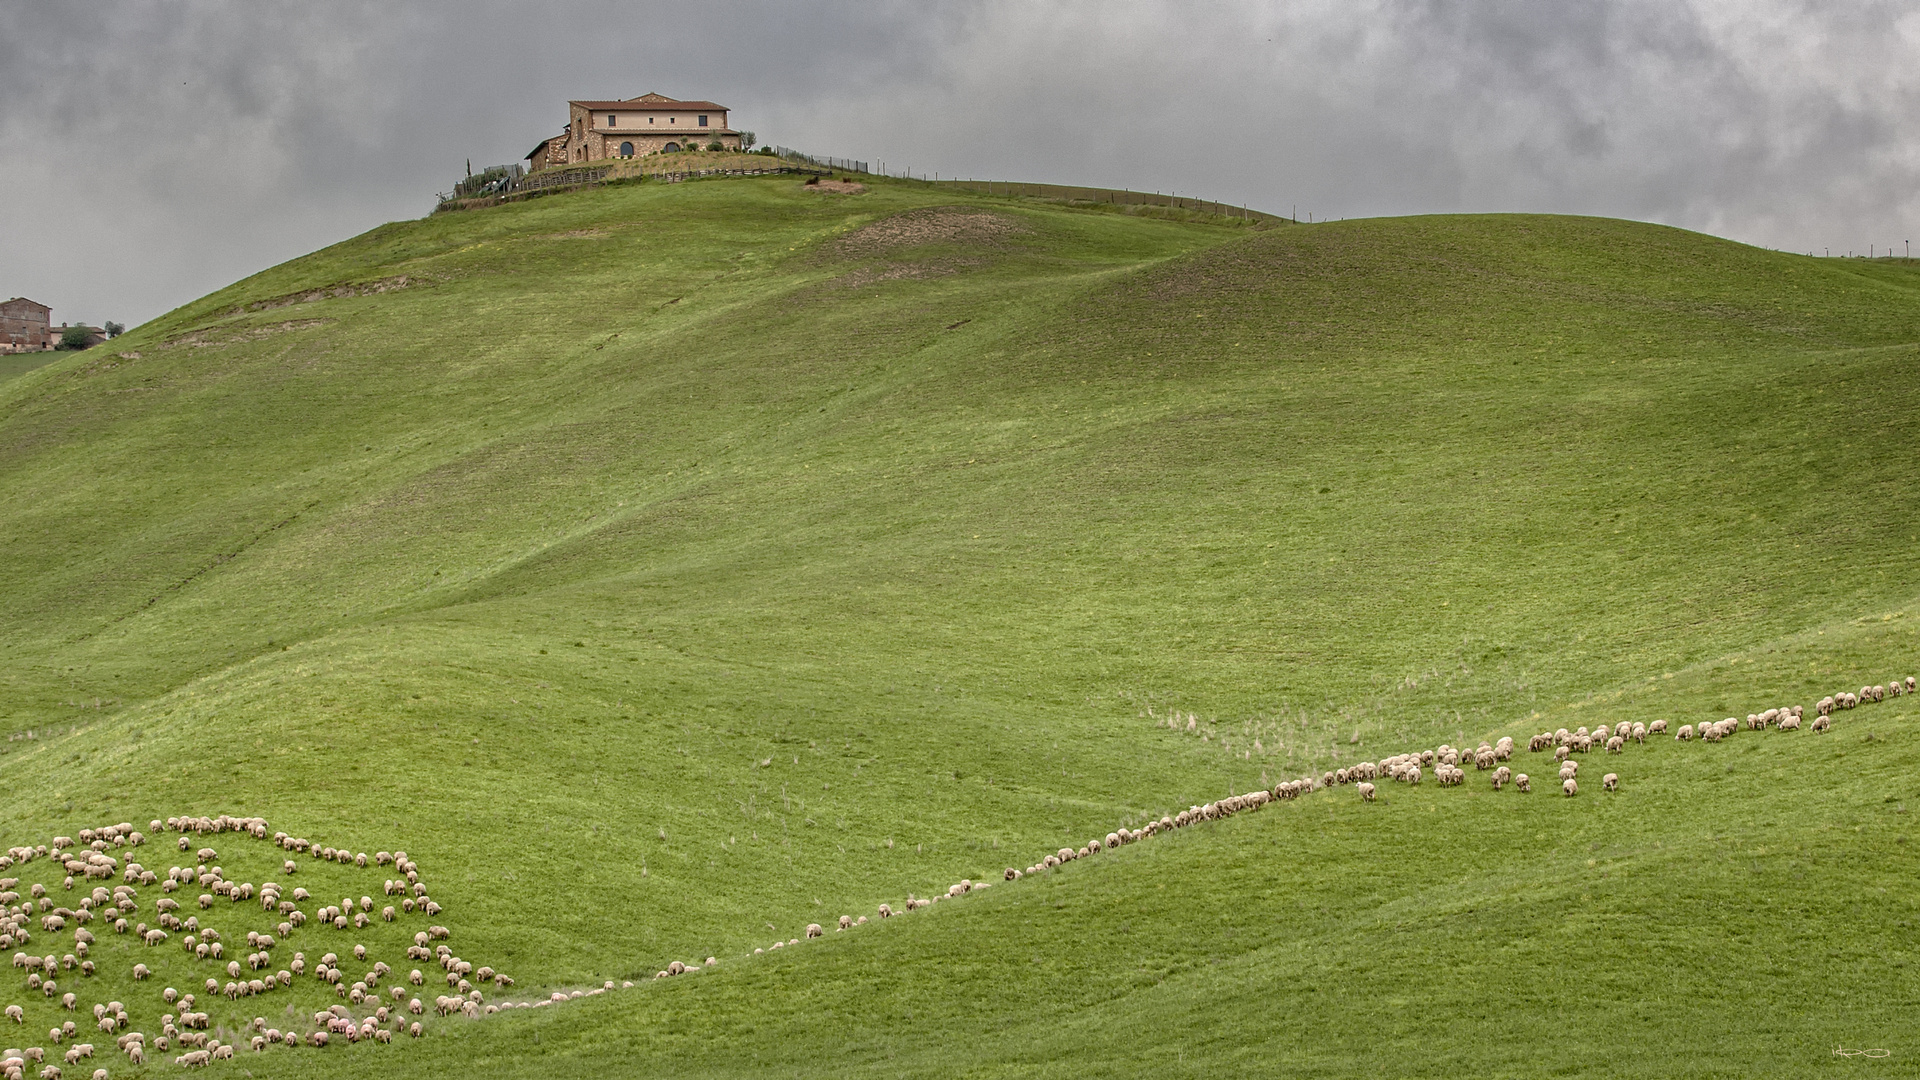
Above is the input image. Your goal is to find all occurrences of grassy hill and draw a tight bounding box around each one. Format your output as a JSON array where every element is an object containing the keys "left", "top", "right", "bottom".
[{"left": 1, "top": 173, "right": 1918, "bottom": 1077}]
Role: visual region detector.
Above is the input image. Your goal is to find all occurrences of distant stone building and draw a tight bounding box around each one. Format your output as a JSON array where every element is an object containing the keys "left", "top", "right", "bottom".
[
  {"left": 527, "top": 92, "right": 741, "bottom": 169},
  {"left": 1, "top": 297, "right": 52, "bottom": 353}
]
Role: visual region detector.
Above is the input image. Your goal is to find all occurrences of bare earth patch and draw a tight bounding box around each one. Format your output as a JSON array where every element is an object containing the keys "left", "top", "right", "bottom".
[
  {"left": 835, "top": 206, "right": 1028, "bottom": 255},
  {"left": 163, "top": 320, "right": 331, "bottom": 350},
  {"left": 234, "top": 275, "right": 416, "bottom": 315},
  {"left": 803, "top": 180, "right": 867, "bottom": 195}
]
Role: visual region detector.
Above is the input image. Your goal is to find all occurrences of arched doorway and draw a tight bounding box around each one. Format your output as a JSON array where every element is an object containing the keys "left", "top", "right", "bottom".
[
  {"left": 663, "top": 142, "right": 680, "bottom": 153},
  {"left": 619, "top": 141, "right": 634, "bottom": 157}
]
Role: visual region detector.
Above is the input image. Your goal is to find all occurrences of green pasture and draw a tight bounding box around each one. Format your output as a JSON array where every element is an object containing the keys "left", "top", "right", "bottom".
[{"left": 1, "top": 171, "right": 1917, "bottom": 1075}]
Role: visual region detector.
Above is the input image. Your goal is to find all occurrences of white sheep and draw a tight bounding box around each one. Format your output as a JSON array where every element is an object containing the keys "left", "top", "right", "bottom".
[
  {"left": 1562, "top": 777, "right": 1578, "bottom": 797},
  {"left": 1515, "top": 774, "right": 1531, "bottom": 793},
  {"left": 1357, "top": 782, "right": 1376, "bottom": 802},
  {"left": 1676, "top": 724, "right": 1693, "bottom": 741},
  {"left": 1602, "top": 773, "right": 1618, "bottom": 792}
]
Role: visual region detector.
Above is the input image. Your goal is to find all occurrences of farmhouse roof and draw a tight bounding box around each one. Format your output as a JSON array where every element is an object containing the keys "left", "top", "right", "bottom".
[{"left": 571, "top": 94, "right": 727, "bottom": 111}]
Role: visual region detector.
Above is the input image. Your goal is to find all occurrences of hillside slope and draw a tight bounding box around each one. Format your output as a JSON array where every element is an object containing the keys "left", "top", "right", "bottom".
[{"left": 1, "top": 175, "right": 1918, "bottom": 1075}]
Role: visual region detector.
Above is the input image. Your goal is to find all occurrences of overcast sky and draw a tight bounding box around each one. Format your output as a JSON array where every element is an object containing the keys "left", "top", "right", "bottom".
[{"left": 6, "top": 0, "right": 1919, "bottom": 328}]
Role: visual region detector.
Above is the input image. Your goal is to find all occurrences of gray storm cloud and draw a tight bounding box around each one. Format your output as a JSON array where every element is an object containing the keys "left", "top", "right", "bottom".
[{"left": 4, "top": 0, "right": 1917, "bottom": 327}]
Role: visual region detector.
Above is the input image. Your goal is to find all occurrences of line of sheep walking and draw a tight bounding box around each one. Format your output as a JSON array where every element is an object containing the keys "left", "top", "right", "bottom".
[{"left": 738, "top": 667, "right": 1918, "bottom": 955}]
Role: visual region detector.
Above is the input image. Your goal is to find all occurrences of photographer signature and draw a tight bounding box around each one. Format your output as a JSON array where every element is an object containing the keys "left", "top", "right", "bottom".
[{"left": 1834, "top": 1047, "right": 1891, "bottom": 1058}]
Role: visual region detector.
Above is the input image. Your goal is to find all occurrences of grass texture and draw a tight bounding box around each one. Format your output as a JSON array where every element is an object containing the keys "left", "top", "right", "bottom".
[{"left": 1, "top": 172, "right": 1918, "bottom": 1076}]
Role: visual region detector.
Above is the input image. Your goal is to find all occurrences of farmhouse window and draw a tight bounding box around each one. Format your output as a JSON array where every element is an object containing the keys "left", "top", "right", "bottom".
[
  {"left": 607, "top": 115, "right": 616, "bottom": 126},
  {"left": 698, "top": 115, "right": 708, "bottom": 127}
]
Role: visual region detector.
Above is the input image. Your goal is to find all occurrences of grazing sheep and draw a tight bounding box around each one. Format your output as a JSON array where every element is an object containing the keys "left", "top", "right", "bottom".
[
  {"left": 1554, "top": 746, "right": 1570, "bottom": 762},
  {"left": 1811, "top": 715, "right": 1831, "bottom": 733},
  {"left": 1676, "top": 725, "right": 1693, "bottom": 741},
  {"left": 1603, "top": 773, "right": 1618, "bottom": 792},
  {"left": 1778, "top": 714, "right": 1801, "bottom": 731},
  {"left": 1515, "top": 774, "right": 1531, "bottom": 793},
  {"left": 805, "top": 924, "right": 823, "bottom": 939},
  {"left": 1562, "top": 778, "right": 1578, "bottom": 797},
  {"left": 1631, "top": 722, "right": 1648, "bottom": 743},
  {"left": 876, "top": 904, "right": 892, "bottom": 919},
  {"left": 1605, "top": 735, "right": 1624, "bottom": 753},
  {"left": 1357, "top": 782, "right": 1376, "bottom": 802}
]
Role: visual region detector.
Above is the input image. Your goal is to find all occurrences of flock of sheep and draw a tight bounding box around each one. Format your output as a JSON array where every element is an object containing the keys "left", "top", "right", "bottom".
[
  {"left": 2, "top": 815, "right": 503, "bottom": 1076},
  {"left": 2, "top": 671, "right": 1912, "bottom": 1074}
]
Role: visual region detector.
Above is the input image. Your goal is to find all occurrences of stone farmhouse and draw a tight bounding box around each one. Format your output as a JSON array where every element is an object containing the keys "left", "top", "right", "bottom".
[
  {"left": 1, "top": 297, "right": 52, "bottom": 353},
  {"left": 527, "top": 93, "right": 742, "bottom": 169}
]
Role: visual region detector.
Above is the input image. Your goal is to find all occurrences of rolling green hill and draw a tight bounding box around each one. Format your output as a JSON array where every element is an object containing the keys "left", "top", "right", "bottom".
[{"left": 2, "top": 174, "right": 1918, "bottom": 1077}]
